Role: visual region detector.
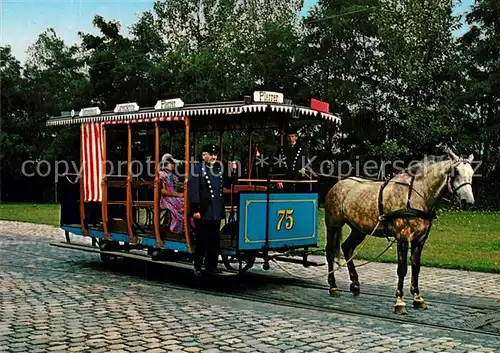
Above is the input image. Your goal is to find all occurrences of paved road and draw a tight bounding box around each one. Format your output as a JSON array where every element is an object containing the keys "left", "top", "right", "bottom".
[{"left": 0, "top": 221, "right": 499, "bottom": 353}]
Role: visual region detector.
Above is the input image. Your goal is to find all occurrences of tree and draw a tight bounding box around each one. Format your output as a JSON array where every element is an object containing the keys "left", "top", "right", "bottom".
[
  {"left": 301, "top": 0, "right": 382, "bottom": 159},
  {"left": 457, "top": 0, "right": 500, "bottom": 179},
  {"left": 23, "top": 28, "right": 87, "bottom": 163},
  {"left": 0, "top": 46, "right": 26, "bottom": 201},
  {"left": 79, "top": 15, "right": 153, "bottom": 109},
  {"left": 373, "top": 0, "right": 462, "bottom": 158}
]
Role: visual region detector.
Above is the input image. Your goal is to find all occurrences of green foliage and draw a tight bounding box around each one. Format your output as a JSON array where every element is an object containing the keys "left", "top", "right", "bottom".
[
  {"left": 1, "top": 46, "right": 25, "bottom": 167},
  {"left": 456, "top": 0, "right": 500, "bottom": 179},
  {"left": 367, "top": 138, "right": 409, "bottom": 161},
  {"left": 374, "top": 1, "right": 463, "bottom": 156}
]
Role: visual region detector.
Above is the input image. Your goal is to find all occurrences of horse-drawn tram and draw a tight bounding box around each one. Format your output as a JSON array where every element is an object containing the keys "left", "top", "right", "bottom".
[{"left": 46, "top": 92, "right": 340, "bottom": 275}]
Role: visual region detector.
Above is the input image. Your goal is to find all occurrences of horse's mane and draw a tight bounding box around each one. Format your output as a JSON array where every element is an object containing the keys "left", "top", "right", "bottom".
[{"left": 402, "top": 154, "right": 450, "bottom": 177}]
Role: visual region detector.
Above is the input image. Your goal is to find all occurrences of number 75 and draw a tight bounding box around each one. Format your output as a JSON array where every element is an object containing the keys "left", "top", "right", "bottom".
[{"left": 277, "top": 209, "right": 294, "bottom": 231}]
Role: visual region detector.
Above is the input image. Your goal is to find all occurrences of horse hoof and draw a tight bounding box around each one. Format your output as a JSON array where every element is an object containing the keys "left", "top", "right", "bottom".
[
  {"left": 413, "top": 300, "right": 428, "bottom": 310},
  {"left": 394, "top": 305, "right": 408, "bottom": 315},
  {"left": 329, "top": 287, "right": 341, "bottom": 297},
  {"left": 350, "top": 283, "right": 360, "bottom": 296}
]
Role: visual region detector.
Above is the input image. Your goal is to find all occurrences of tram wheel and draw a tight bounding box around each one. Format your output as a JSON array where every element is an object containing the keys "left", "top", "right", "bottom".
[
  {"left": 100, "top": 253, "right": 112, "bottom": 263},
  {"left": 221, "top": 254, "right": 256, "bottom": 273},
  {"left": 98, "top": 240, "right": 120, "bottom": 263}
]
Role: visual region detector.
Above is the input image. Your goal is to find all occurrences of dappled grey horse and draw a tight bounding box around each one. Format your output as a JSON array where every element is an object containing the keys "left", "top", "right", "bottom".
[{"left": 324, "top": 147, "right": 475, "bottom": 314}]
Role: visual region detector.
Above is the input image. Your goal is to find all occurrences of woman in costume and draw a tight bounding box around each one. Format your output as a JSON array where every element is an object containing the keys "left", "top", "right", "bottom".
[{"left": 159, "top": 153, "right": 184, "bottom": 234}]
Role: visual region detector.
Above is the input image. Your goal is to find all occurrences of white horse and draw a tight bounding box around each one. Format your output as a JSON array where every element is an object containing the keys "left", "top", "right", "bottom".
[{"left": 324, "top": 147, "right": 475, "bottom": 314}]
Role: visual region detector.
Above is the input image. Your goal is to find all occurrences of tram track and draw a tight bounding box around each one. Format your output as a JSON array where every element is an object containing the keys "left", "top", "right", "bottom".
[
  {"left": 1, "top": 246, "right": 499, "bottom": 339},
  {"left": 1, "top": 244, "right": 497, "bottom": 311},
  {"left": 242, "top": 271, "right": 500, "bottom": 311}
]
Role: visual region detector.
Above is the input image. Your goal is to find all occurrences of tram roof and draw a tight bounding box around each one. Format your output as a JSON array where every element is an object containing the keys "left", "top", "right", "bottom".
[{"left": 46, "top": 92, "right": 341, "bottom": 127}]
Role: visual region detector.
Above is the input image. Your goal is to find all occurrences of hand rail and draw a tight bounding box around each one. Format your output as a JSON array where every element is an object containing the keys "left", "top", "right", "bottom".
[
  {"left": 153, "top": 121, "right": 162, "bottom": 247},
  {"left": 101, "top": 125, "right": 111, "bottom": 239},
  {"left": 126, "top": 124, "right": 136, "bottom": 244},
  {"left": 236, "top": 179, "right": 317, "bottom": 183},
  {"left": 183, "top": 116, "right": 192, "bottom": 253}
]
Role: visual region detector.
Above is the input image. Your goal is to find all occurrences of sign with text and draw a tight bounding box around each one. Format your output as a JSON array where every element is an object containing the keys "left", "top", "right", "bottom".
[
  {"left": 114, "top": 102, "right": 139, "bottom": 113},
  {"left": 310, "top": 98, "right": 329, "bottom": 113},
  {"left": 79, "top": 107, "right": 101, "bottom": 117},
  {"left": 154, "top": 98, "right": 184, "bottom": 110},
  {"left": 253, "top": 91, "right": 284, "bottom": 104},
  {"left": 238, "top": 193, "right": 318, "bottom": 250}
]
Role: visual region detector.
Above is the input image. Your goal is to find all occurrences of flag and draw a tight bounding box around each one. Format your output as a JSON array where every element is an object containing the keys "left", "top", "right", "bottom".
[{"left": 81, "top": 122, "right": 103, "bottom": 202}]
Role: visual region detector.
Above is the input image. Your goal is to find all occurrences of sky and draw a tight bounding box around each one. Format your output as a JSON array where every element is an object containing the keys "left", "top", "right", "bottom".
[{"left": 1, "top": 0, "right": 475, "bottom": 64}]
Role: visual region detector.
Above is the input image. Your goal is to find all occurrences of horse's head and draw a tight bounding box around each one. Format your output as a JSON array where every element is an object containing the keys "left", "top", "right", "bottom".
[{"left": 446, "top": 148, "right": 475, "bottom": 206}]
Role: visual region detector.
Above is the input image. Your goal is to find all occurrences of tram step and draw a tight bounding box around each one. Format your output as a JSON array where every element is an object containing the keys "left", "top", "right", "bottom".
[{"left": 49, "top": 242, "right": 237, "bottom": 275}]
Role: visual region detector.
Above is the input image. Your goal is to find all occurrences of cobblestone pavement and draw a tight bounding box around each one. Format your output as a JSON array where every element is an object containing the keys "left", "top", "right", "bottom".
[{"left": 1, "top": 220, "right": 499, "bottom": 353}]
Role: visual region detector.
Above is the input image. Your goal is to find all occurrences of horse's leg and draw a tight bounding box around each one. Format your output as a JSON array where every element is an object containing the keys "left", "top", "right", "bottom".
[
  {"left": 325, "top": 213, "right": 342, "bottom": 297},
  {"left": 410, "top": 237, "right": 428, "bottom": 310},
  {"left": 326, "top": 227, "right": 342, "bottom": 297},
  {"left": 341, "top": 228, "right": 366, "bottom": 296},
  {"left": 394, "top": 238, "right": 409, "bottom": 315}
]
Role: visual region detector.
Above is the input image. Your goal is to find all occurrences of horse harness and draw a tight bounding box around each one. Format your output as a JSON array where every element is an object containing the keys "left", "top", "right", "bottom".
[
  {"left": 376, "top": 159, "right": 472, "bottom": 238},
  {"left": 377, "top": 175, "right": 436, "bottom": 238}
]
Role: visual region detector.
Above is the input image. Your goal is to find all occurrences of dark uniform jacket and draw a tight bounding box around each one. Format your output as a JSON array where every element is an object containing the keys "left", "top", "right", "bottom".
[
  {"left": 273, "top": 143, "right": 310, "bottom": 179},
  {"left": 187, "top": 161, "right": 226, "bottom": 220}
]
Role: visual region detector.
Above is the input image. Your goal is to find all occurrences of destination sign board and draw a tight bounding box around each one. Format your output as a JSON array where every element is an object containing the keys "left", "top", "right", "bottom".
[
  {"left": 154, "top": 98, "right": 184, "bottom": 110},
  {"left": 114, "top": 102, "right": 139, "bottom": 113},
  {"left": 253, "top": 91, "right": 284, "bottom": 104},
  {"left": 79, "top": 107, "right": 101, "bottom": 117}
]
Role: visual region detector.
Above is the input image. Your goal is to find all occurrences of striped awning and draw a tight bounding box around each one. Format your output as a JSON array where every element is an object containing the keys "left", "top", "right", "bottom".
[{"left": 46, "top": 103, "right": 341, "bottom": 127}]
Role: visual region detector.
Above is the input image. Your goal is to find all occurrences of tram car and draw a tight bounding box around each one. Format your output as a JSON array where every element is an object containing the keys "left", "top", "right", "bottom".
[{"left": 46, "top": 91, "right": 341, "bottom": 274}]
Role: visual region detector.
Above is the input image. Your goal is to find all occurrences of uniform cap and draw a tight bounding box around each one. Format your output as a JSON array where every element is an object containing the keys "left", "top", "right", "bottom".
[{"left": 201, "top": 144, "right": 218, "bottom": 154}]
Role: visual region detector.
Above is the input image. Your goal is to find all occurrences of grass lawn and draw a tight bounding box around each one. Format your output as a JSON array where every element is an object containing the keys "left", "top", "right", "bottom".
[
  {"left": 0, "top": 202, "right": 498, "bottom": 273},
  {"left": 0, "top": 202, "right": 61, "bottom": 227},
  {"left": 314, "top": 208, "right": 500, "bottom": 273}
]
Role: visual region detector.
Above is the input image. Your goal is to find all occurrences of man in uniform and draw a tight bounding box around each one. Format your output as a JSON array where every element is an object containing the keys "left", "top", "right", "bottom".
[
  {"left": 187, "top": 144, "right": 226, "bottom": 275},
  {"left": 274, "top": 127, "right": 311, "bottom": 192}
]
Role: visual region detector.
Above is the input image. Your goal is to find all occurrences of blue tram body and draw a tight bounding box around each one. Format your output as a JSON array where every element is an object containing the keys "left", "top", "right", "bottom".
[{"left": 237, "top": 192, "right": 318, "bottom": 251}]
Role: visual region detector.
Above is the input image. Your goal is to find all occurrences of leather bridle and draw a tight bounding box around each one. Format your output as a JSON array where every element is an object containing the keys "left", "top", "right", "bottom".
[{"left": 447, "top": 160, "right": 473, "bottom": 197}]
